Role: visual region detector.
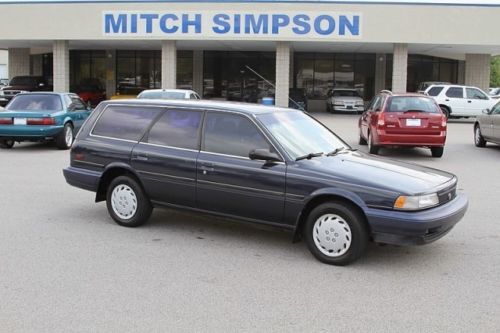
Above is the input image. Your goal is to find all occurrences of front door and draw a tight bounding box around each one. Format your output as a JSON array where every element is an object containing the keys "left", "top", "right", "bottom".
[
  {"left": 466, "top": 88, "right": 492, "bottom": 116},
  {"left": 196, "top": 111, "right": 286, "bottom": 223},
  {"left": 490, "top": 103, "right": 500, "bottom": 142}
]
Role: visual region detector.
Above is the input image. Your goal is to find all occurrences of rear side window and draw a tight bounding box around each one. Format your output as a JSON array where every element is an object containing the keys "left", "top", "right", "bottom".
[
  {"left": 203, "top": 112, "right": 270, "bottom": 158},
  {"left": 445, "top": 87, "right": 464, "bottom": 98},
  {"left": 427, "top": 86, "right": 444, "bottom": 97},
  {"left": 92, "top": 106, "right": 160, "bottom": 141},
  {"left": 146, "top": 109, "right": 202, "bottom": 150}
]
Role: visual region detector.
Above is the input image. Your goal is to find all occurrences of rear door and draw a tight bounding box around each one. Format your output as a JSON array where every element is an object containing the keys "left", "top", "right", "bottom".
[
  {"left": 360, "top": 95, "right": 381, "bottom": 139},
  {"left": 196, "top": 111, "right": 286, "bottom": 223},
  {"left": 131, "top": 108, "right": 203, "bottom": 207},
  {"left": 443, "top": 87, "right": 465, "bottom": 115}
]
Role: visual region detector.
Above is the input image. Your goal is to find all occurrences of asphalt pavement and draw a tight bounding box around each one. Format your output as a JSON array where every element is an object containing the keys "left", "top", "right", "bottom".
[{"left": 1, "top": 114, "right": 499, "bottom": 332}]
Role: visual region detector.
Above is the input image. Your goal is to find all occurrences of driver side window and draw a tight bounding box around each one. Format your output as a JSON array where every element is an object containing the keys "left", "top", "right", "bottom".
[
  {"left": 466, "top": 88, "right": 488, "bottom": 100},
  {"left": 491, "top": 102, "right": 500, "bottom": 115}
]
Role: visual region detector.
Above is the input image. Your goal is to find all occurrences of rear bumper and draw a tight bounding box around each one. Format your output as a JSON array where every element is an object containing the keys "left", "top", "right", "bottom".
[
  {"left": 365, "top": 193, "right": 468, "bottom": 245},
  {"left": 0, "top": 125, "right": 64, "bottom": 140},
  {"left": 376, "top": 130, "right": 446, "bottom": 147},
  {"left": 63, "top": 166, "right": 102, "bottom": 192}
]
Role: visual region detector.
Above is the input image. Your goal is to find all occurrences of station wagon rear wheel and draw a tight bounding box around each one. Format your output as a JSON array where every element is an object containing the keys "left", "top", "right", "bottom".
[
  {"left": 106, "top": 176, "right": 152, "bottom": 227},
  {"left": 0, "top": 139, "right": 14, "bottom": 149},
  {"left": 304, "top": 202, "right": 368, "bottom": 266},
  {"left": 56, "top": 123, "right": 74, "bottom": 150},
  {"left": 474, "top": 125, "right": 486, "bottom": 147}
]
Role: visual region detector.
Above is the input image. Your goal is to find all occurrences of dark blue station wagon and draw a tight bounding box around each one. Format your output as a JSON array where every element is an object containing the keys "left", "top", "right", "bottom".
[{"left": 63, "top": 99, "right": 468, "bottom": 265}]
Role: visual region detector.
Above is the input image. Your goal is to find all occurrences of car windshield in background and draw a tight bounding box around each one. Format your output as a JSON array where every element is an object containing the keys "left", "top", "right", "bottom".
[
  {"left": 333, "top": 90, "right": 360, "bottom": 98},
  {"left": 257, "top": 111, "right": 347, "bottom": 159},
  {"left": 6, "top": 94, "right": 63, "bottom": 111},
  {"left": 387, "top": 97, "right": 438, "bottom": 113},
  {"left": 9, "top": 77, "right": 37, "bottom": 86},
  {"left": 138, "top": 91, "right": 186, "bottom": 100}
]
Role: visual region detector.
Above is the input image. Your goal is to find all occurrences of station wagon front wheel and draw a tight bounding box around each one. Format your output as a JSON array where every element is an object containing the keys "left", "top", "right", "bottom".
[
  {"left": 106, "top": 176, "right": 152, "bottom": 227},
  {"left": 304, "top": 202, "right": 368, "bottom": 266}
]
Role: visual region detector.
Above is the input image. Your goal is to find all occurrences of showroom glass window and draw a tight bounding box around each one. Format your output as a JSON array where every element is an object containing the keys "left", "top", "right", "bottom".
[
  {"left": 202, "top": 112, "right": 271, "bottom": 157},
  {"left": 69, "top": 51, "right": 106, "bottom": 94}
]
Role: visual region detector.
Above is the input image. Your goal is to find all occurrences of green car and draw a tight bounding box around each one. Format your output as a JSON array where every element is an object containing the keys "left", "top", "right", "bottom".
[{"left": 0, "top": 92, "right": 92, "bottom": 149}]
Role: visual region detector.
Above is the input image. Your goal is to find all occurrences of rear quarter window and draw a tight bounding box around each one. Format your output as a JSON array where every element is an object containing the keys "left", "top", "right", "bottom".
[
  {"left": 92, "top": 106, "right": 160, "bottom": 141},
  {"left": 445, "top": 87, "right": 464, "bottom": 98},
  {"left": 427, "top": 86, "right": 444, "bottom": 97}
]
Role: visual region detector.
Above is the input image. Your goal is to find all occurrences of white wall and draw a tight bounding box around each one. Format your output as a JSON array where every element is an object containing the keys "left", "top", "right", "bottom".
[{"left": 0, "top": 50, "right": 8, "bottom": 79}]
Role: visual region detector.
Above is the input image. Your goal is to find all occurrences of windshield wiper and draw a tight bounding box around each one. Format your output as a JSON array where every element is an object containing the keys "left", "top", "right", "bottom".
[
  {"left": 295, "top": 152, "right": 324, "bottom": 161},
  {"left": 326, "top": 147, "right": 356, "bottom": 157}
]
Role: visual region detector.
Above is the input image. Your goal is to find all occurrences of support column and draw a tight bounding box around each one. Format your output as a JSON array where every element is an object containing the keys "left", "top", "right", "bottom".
[
  {"left": 105, "top": 50, "right": 116, "bottom": 98},
  {"left": 53, "top": 40, "right": 69, "bottom": 92},
  {"left": 465, "top": 54, "right": 491, "bottom": 91},
  {"left": 457, "top": 60, "right": 465, "bottom": 85},
  {"left": 374, "top": 54, "right": 387, "bottom": 94},
  {"left": 392, "top": 43, "right": 408, "bottom": 93},
  {"left": 192, "top": 50, "right": 203, "bottom": 95},
  {"left": 8, "top": 48, "right": 30, "bottom": 79},
  {"left": 275, "top": 41, "right": 291, "bottom": 107},
  {"left": 161, "top": 40, "right": 177, "bottom": 89}
]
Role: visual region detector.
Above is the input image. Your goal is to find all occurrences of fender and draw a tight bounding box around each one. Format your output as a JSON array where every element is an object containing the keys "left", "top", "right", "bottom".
[{"left": 95, "top": 162, "right": 143, "bottom": 202}]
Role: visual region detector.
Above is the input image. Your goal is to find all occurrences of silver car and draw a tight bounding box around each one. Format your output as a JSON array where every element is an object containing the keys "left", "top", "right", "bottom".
[
  {"left": 474, "top": 100, "right": 500, "bottom": 147},
  {"left": 137, "top": 89, "right": 201, "bottom": 100},
  {"left": 326, "top": 89, "right": 364, "bottom": 113}
]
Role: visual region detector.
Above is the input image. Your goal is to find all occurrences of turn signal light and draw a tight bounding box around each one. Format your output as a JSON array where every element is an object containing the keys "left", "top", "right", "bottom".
[
  {"left": 27, "top": 118, "right": 56, "bottom": 125},
  {"left": 0, "top": 118, "right": 13, "bottom": 125}
]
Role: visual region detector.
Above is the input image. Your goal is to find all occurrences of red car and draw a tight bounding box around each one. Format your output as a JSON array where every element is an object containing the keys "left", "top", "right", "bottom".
[
  {"left": 75, "top": 78, "right": 106, "bottom": 107},
  {"left": 358, "top": 92, "right": 447, "bottom": 157}
]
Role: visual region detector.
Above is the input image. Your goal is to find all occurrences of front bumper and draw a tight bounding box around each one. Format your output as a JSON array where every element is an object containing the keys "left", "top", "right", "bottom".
[
  {"left": 365, "top": 193, "right": 468, "bottom": 245},
  {"left": 332, "top": 105, "right": 364, "bottom": 112}
]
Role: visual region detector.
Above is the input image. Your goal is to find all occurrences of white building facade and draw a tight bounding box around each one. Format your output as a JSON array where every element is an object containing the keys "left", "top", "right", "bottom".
[{"left": 0, "top": 0, "right": 499, "bottom": 110}]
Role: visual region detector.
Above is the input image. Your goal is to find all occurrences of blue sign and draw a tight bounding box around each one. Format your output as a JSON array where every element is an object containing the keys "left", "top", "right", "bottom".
[{"left": 103, "top": 11, "right": 362, "bottom": 39}]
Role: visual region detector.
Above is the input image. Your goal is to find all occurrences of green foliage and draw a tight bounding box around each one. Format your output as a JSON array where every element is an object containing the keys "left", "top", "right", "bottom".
[{"left": 491, "top": 56, "right": 500, "bottom": 87}]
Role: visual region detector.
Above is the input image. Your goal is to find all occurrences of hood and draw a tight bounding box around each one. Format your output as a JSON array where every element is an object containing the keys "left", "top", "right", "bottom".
[{"left": 296, "top": 150, "right": 454, "bottom": 196}]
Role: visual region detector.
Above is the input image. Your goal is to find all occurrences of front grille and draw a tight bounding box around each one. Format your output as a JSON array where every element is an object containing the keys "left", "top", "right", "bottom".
[
  {"left": 3, "top": 90, "right": 22, "bottom": 98},
  {"left": 437, "top": 183, "right": 457, "bottom": 205}
]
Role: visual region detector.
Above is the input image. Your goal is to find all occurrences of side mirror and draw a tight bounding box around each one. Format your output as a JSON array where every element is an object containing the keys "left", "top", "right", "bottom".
[
  {"left": 483, "top": 108, "right": 491, "bottom": 115},
  {"left": 249, "top": 148, "right": 281, "bottom": 162},
  {"left": 86, "top": 101, "right": 93, "bottom": 110}
]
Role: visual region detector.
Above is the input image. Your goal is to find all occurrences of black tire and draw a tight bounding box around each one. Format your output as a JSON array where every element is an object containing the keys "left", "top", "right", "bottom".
[
  {"left": 440, "top": 106, "right": 450, "bottom": 119},
  {"left": 304, "top": 202, "right": 368, "bottom": 266},
  {"left": 474, "top": 125, "right": 487, "bottom": 148},
  {"left": 431, "top": 147, "right": 444, "bottom": 158},
  {"left": 358, "top": 132, "right": 367, "bottom": 145},
  {"left": 106, "top": 176, "right": 153, "bottom": 228},
  {"left": 56, "top": 123, "right": 74, "bottom": 150},
  {"left": 0, "top": 139, "right": 14, "bottom": 149},
  {"left": 368, "top": 132, "right": 379, "bottom": 155},
  {"left": 326, "top": 104, "right": 333, "bottom": 113}
]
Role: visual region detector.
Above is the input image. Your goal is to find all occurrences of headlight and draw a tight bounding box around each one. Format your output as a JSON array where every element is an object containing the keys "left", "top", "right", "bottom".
[
  {"left": 355, "top": 101, "right": 364, "bottom": 106},
  {"left": 0, "top": 90, "right": 4, "bottom": 96},
  {"left": 394, "top": 193, "right": 439, "bottom": 210}
]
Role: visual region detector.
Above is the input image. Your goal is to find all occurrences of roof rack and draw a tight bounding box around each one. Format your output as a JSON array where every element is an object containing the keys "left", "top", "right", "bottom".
[{"left": 380, "top": 90, "right": 393, "bottom": 95}]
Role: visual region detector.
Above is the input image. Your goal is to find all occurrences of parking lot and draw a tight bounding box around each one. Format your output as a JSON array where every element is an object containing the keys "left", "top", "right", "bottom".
[{"left": 1, "top": 114, "right": 499, "bottom": 332}]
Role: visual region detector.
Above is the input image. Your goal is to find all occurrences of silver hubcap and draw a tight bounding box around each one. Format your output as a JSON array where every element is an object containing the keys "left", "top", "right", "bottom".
[
  {"left": 313, "top": 214, "right": 352, "bottom": 257},
  {"left": 475, "top": 127, "right": 481, "bottom": 144},
  {"left": 65, "top": 126, "right": 73, "bottom": 147},
  {"left": 111, "top": 184, "right": 138, "bottom": 220}
]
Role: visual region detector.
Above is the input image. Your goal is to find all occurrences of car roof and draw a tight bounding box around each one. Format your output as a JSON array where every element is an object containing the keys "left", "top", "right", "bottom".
[
  {"left": 139, "top": 89, "right": 195, "bottom": 93},
  {"left": 16, "top": 92, "right": 75, "bottom": 97},
  {"left": 100, "top": 99, "right": 294, "bottom": 115}
]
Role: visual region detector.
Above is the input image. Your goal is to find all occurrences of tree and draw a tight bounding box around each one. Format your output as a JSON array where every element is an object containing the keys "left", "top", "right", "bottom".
[{"left": 491, "top": 56, "right": 500, "bottom": 87}]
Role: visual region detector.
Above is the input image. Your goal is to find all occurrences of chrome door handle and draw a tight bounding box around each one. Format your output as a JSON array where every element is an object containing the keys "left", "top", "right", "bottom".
[{"left": 132, "top": 155, "right": 148, "bottom": 161}]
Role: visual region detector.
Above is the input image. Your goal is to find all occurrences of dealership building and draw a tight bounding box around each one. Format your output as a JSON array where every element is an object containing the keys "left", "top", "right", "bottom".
[{"left": 0, "top": 0, "right": 499, "bottom": 111}]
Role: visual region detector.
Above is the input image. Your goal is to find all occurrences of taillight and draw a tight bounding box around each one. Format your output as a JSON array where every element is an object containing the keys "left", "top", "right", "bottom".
[
  {"left": 377, "top": 113, "right": 385, "bottom": 126},
  {"left": 26, "top": 117, "right": 56, "bottom": 125},
  {"left": 441, "top": 117, "right": 447, "bottom": 128},
  {"left": 0, "top": 118, "right": 13, "bottom": 125}
]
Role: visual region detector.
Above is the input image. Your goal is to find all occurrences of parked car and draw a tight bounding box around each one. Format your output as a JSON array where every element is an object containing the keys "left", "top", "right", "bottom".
[
  {"left": 488, "top": 87, "right": 500, "bottom": 99},
  {"left": 326, "top": 88, "right": 364, "bottom": 113},
  {"left": 63, "top": 99, "right": 468, "bottom": 266},
  {"left": 75, "top": 78, "right": 106, "bottom": 107},
  {"left": 0, "top": 76, "right": 52, "bottom": 106},
  {"left": 110, "top": 84, "right": 145, "bottom": 100},
  {"left": 137, "top": 89, "right": 201, "bottom": 100},
  {"left": 359, "top": 91, "right": 447, "bottom": 157},
  {"left": 0, "top": 92, "right": 91, "bottom": 149},
  {"left": 0, "top": 79, "right": 9, "bottom": 87},
  {"left": 288, "top": 88, "right": 308, "bottom": 111},
  {"left": 474, "top": 100, "right": 500, "bottom": 147},
  {"left": 424, "top": 84, "right": 496, "bottom": 118},
  {"left": 416, "top": 81, "right": 450, "bottom": 94}
]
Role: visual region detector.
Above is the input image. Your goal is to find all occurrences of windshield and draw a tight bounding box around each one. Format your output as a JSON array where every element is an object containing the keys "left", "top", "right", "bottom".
[
  {"left": 10, "top": 77, "right": 38, "bottom": 86},
  {"left": 332, "top": 90, "right": 360, "bottom": 98},
  {"left": 387, "top": 96, "right": 439, "bottom": 113},
  {"left": 138, "top": 91, "right": 186, "bottom": 100},
  {"left": 257, "top": 111, "right": 348, "bottom": 159},
  {"left": 6, "top": 94, "right": 63, "bottom": 111}
]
